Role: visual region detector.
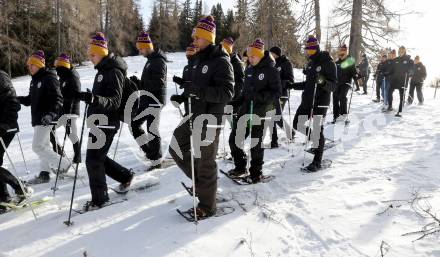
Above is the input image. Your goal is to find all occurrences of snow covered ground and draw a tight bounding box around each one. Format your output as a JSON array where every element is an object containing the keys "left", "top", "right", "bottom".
[{"left": 1, "top": 52, "right": 439, "bottom": 257}]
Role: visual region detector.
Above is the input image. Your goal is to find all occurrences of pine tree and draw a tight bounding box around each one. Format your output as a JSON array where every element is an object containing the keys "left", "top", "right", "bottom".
[
  {"left": 210, "top": 4, "right": 224, "bottom": 44},
  {"left": 178, "top": 0, "right": 193, "bottom": 49}
]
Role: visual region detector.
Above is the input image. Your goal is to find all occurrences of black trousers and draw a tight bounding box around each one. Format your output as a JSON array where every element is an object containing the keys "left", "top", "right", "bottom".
[
  {"left": 408, "top": 82, "right": 424, "bottom": 104},
  {"left": 376, "top": 78, "right": 382, "bottom": 100},
  {"left": 271, "top": 98, "right": 287, "bottom": 143},
  {"left": 0, "top": 133, "right": 21, "bottom": 201},
  {"left": 229, "top": 114, "right": 265, "bottom": 177},
  {"left": 129, "top": 107, "right": 162, "bottom": 161},
  {"left": 169, "top": 117, "right": 220, "bottom": 212},
  {"left": 86, "top": 128, "right": 131, "bottom": 205},
  {"left": 292, "top": 105, "right": 327, "bottom": 165},
  {"left": 388, "top": 87, "right": 404, "bottom": 113},
  {"left": 332, "top": 84, "right": 351, "bottom": 120}
]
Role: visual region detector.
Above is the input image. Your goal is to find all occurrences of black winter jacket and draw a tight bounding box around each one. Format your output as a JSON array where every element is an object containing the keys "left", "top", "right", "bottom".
[
  {"left": 56, "top": 67, "right": 81, "bottom": 115},
  {"left": 140, "top": 49, "right": 167, "bottom": 106},
  {"left": 0, "top": 70, "right": 20, "bottom": 133},
  {"left": 88, "top": 53, "right": 126, "bottom": 130},
  {"left": 390, "top": 54, "right": 414, "bottom": 88},
  {"left": 189, "top": 44, "right": 234, "bottom": 117},
  {"left": 19, "top": 68, "right": 63, "bottom": 126},
  {"left": 411, "top": 62, "right": 427, "bottom": 84},
  {"left": 291, "top": 51, "right": 337, "bottom": 110},
  {"left": 239, "top": 51, "right": 282, "bottom": 117},
  {"left": 375, "top": 61, "right": 387, "bottom": 85}
]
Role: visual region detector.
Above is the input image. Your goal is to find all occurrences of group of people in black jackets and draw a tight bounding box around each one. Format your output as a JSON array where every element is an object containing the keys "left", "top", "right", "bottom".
[
  {"left": 0, "top": 14, "right": 428, "bottom": 219},
  {"left": 373, "top": 46, "right": 426, "bottom": 116}
]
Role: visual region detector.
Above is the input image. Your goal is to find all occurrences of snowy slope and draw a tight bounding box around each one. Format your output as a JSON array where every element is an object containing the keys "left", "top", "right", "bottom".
[{"left": 1, "top": 53, "right": 439, "bottom": 257}]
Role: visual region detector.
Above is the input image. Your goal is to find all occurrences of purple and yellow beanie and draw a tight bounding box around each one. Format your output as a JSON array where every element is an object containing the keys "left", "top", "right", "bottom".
[
  {"left": 305, "top": 35, "right": 319, "bottom": 51},
  {"left": 136, "top": 32, "right": 154, "bottom": 50},
  {"left": 221, "top": 37, "right": 234, "bottom": 54},
  {"left": 27, "top": 50, "right": 46, "bottom": 69},
  {"left": 247, "top": 38, "right": 265, "bottom": 59},
  {"left": 192, "top": 16, "right": 216, "bottom": 44},
  {"left": 88, "top": 32, "right": 109, "bottom": 57},
  {"left": 54, "top": 53, "right": 71, "bottom": 69}
]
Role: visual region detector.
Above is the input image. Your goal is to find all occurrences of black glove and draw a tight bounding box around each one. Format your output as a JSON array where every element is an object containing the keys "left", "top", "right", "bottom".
[
  {"left": 173, "top": 76, "right": 185, "bottom": 86},
  {"left": 77, "top": 90, "right": 94, "bottom": 104},
  {"left": 170, "top": 94, "right": 185, "bottom": 105},
  {"left": 41, "top": 113, "right": 56, "bottom": 126},
  {"left": 285, "top": 81, "right": 294, "bottom": 90},
  {"left": 130, "top": 76, "right": 140, "bottom": 86}
]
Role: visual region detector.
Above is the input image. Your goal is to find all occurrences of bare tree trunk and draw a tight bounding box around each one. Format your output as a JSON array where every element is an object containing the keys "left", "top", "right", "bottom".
[
  {"left": 314, "top": 0, "right": 321, "bottom": 41},
  {"left": 27, "top": 0, "right": 32, "bottom": 55},
  {"left": 349, "top": 0, "right": 362, "bottom": 62},
  {"left": 105, "top": 0, "right": 110, "bottom": 35},
  {"left": 99, "top": 0, "right": 104, "bottom": 31},
  {"left": 5, "top": 2, "right": 11, "bottom": 76},
  {"left": 266, "top": 0, "right": 274, "bottom": 47},
  {"left": 56, "top": 0, "right": 61, "bottom": 54}
]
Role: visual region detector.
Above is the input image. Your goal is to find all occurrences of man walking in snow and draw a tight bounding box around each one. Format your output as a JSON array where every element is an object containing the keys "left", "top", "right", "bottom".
[
  {"left": 357, "top": 53, "right": 370, "bottom": 94},
  {"left": 0, "top": 70, "right": 33, "bottom": 213},
  {"left": 169, "top": 16, "right": 234, "bottom": 219},
  {"left": 286, "top": 35, "right": 337, "bottom": 172},
  {"left": 373, "top": 54, "right": 388, "bottom": 103},
  {"left": 18, "top": 50, "right": 70, "bottom": 184},
  {"left": 407, "top": 55, "right": 426, "bottom": 105},
  {"left": 227, "top": 39, "right": 281, "bottom": 183},
  {"left": 387, "top": 46, "right": 414, "bottom": 117},
  {"left": 77, "top": 32, "right": 134, "bottom": 211},
  {"left": 129, "top": 32, "right": 167, "bottom": 171}
]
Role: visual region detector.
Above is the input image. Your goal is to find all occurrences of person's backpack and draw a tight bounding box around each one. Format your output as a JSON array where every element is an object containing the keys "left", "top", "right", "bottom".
[{"left": 118, "top": 77, "right": 140, "bottom": 122}]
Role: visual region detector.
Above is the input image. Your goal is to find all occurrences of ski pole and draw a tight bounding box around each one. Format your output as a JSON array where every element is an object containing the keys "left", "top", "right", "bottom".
[
  {"left": 113, "top": 122, "right": 123, "bottom": 160},
  {"left": 370, "top": 78, "right": 376, "bottom": 101},
  {"left": 435, "top": 80, "right": 439, "bottom": 99},
  {"left": 15, "top": 133, "right": 30, "bottom": 174},
  {"left": 53, "top": 103, "right": 75, "bottom": 194},
  {"left": 287, "top": 91, "right": 293, "bottom": 142},
  {"left": 345, "top": 82, "right": 355, "bottom": 126},
  {"left": 247, "top": 100, "right": 254, "bottom": 174},
  {"left": 302, "top": 73, "right": 319, "bottom": 168},
  {"left": 52, "top": 118, "right": 71, "bottom": 195},
  {"left": 402, "top": 73, "right": 409, "bottom": 110},
  {"left": 0, "top": 134, "right": 38, "bottom": 220},
  {"left": 64, "top": 103, "right": 88, "bottom": 226},
  {"left": 187, "top": 95, "right": 198, "bottom": 227}
]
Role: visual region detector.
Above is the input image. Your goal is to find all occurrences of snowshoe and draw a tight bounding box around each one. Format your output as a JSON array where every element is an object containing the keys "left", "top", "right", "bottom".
[
  {"left": 181, "top": 182, "right": 198, "bottom": 197},
  {"left": 176, "top": 206, "right": 235, "bottom": 222},
  {"left": 240, "top": 174, "right": 275, "bottom": 185},
  {"left": 226, "top": 168, "right": 246, "bottom": 178}
]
